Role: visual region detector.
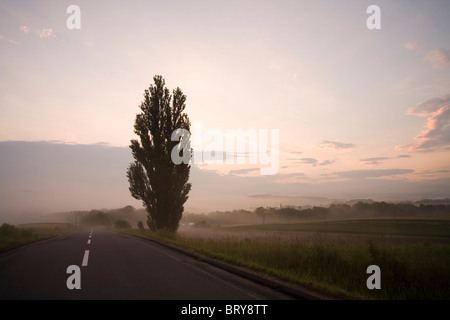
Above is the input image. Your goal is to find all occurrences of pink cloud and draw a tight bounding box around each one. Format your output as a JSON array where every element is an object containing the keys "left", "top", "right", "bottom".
[
  {"left": 18, "top": 26, "right": 55, "bottom": 39},
  {"left": 37, "top": 28, "right": 55, "bottom": 38},
  {"left": 397, "top": 94, "right": 450, "bottom": 151},
  {"left": 319, "top": 140, "right": 355, "bottom": 152},
  {"left": 0, "top": 34, "right": 19, "bottom": 45},
  {"left": 20, "top": 26, "right": 30, "bottom": 34},
  {"left": 425, "top": 49, "right": 450, "bottom": 70},
  {"left": 402, "top": 41, "right": 417, "bottom": 51}
]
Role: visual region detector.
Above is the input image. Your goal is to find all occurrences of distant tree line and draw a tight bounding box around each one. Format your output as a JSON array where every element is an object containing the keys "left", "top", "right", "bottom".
[
  {"left": 182, "top": 201, "right": 450, "bottom": 226},
  {"left": 80, "top": 210, "right": 111, "bottom": 227},
  {"left": 71, "top": 206, "right": 145, "bottom": 229},
  {"left": 266, "top": 201, "right": 450, "bottom": 221},
  {"left": 66, "top": 201, "right": 450, "bottom": 229}
]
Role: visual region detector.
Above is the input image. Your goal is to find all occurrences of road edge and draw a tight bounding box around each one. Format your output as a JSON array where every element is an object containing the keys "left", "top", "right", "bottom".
[
  {"left": 122, "top": 231, "right": 342, "bottom": 300},
  {"left": 0, "top": 235, "right": 60, "bottom": 255}
]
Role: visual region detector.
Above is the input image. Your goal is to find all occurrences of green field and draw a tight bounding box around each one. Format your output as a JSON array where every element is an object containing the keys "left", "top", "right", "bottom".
[{"left": 228, "top": 219, "right": 450, "bottom": 238}]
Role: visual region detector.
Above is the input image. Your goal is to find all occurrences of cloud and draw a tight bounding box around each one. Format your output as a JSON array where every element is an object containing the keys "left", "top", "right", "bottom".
[
  {"left": 20, "top": 25, "right": 30, "bottom": 34},
  {"left": 1, "top": 141, "right": 447, "bottom": 218},
  {"left": 361, "top": 155, "right": 411, "bottom": 165},
  {"left": 416, "top": 169, "right": 450, "bottom": 176},
  {"left": 37, "top": 28, "right": 56, "bottom": 38},
  {"left": 425, "top": 49, "right": 450, "bottom": 69},
  {"left": 319, "top": 140, "right": 355, "bottom": 151},
  {"left": 290, "top": 156, "right": 335, "bottom": 167},
  {"left": 336, "top": 169, "right": 414, "bottom": 179},
  {"left": 402, "top": 41, "right": 417, "bottom": 51},
  {"left": 413, "top": 106, "right": 450, "bottom": 150},
  {"left": 398, "top": 94, "right": 450, "bottom": 151},
  {"left": 18, "top": 25, "right": 56, "bottom": 39},
  {"left": 228, "top": 168, "right": 260, "bottom": 175},
  {"left": 296, "top": 158, "right": 318, "bottom": 166},
  {"left": 408, "top": 94, "right": 450, "bottom": 115},
  {"left": 319, "top": 159, "right": 335, "bottom": 166},
  {"left": 361, "top": 157, "right": 390, "bottom": 165},
  {"left": 0, "top": 34, "right": 19, "bottom": 45}
]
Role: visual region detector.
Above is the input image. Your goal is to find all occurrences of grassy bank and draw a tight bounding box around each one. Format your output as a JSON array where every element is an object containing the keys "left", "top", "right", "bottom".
[
  {"left": 0, "top": 223, "right": 75, "bottom": 252},
  {"left": 124, "top": 220, "right": 450, "bottom": 300}
]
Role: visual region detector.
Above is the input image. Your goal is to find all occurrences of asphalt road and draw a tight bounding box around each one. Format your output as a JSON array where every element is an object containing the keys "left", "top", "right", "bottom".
[{"left": 0, "top": 228, "right": 295, "bottom": 300}]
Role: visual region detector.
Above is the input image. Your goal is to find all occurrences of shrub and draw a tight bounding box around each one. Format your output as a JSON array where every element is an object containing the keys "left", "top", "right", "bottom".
[
  {"left": 0, "top": 223, "right": 17, "bottom": 236},
  {"left": 115, "top": 219, "right": 132, "bottom": 229}
]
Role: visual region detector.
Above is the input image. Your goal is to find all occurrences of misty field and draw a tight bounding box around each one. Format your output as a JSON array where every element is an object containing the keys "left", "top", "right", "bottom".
[
  {"left": 228, "top": 219, "right": 450, "bottom": 239},
  {"left": 132, "top": 219, "right": 450, "bottom": 300}
]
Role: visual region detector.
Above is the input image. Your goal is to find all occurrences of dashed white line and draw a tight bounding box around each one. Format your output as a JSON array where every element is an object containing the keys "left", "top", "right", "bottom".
[
  {"left": 87, "top": 239, "right": 91, "bottom": 245},
  {"left": 82, "top": 250, "right": 90, "bottom": 267}
]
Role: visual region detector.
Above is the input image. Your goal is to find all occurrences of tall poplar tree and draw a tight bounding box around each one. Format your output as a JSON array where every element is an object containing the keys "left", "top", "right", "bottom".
[{"left": 127, "top": 75, "right": 191, "bottom": 232}]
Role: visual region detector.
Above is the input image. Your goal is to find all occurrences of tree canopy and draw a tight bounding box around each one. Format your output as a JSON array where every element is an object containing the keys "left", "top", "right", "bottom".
[{"left": 127, "top": 75, "right": 191, "bottom": 232}]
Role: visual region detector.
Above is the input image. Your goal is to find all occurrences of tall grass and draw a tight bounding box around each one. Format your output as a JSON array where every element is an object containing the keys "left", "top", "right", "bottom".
[
  {"left": 131, "top": 227, "right": 450, "bottom": 300},
  {"left": 0, "top": 223, "right": 74, "bottom": 252},
  {"left": 0, "top": 223, "right": 36, "bottom": 251},
  {"left": 230, "top": 219, "right": 450, "bottom": 238}
]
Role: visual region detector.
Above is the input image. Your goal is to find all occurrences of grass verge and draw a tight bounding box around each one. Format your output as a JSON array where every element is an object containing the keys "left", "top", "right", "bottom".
[
  {"left": 0, "top": 223, "right": 76, "bottom": 252},
  {"left": 121, "top": 222, "right": 450, "bottom": 300}
]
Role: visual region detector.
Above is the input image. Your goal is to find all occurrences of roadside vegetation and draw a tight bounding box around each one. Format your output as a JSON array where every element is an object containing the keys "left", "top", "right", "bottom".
[
  {"left": 123, "top": 218, "right": 450, "bottom": 300},
  {"left": 3, "top": 201, "right": 450, "bottom": 299},
  {"left": 114, "top": 219, "right": 132, "bottom": 229},
  {"left": 0, "top": 223, "right": 75, "bottom": 252},
  {"left": 229, "top": 219, "right": 450, "bottom": 238}
]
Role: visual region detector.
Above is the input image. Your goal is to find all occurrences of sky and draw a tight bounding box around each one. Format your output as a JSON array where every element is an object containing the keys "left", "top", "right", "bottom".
[{"left": 1, "top": 1, "right": 450, "bottom": 221}]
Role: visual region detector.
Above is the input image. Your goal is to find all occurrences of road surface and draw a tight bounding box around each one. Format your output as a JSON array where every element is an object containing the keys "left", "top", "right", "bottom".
[{"left": 0, "top": 228, "right": 295, "bottom": 300}]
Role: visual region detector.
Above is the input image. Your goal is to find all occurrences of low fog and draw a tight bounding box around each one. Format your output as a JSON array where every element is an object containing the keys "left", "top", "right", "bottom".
[{"left": 1, "top": 141, "right": 449, "bottom": 224}]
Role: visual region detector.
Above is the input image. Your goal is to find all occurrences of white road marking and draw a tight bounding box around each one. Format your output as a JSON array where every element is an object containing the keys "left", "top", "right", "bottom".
[
  {"left": 82, "top": 250, "right": 90, "bottom": 267},
  {"left": 87, "top": 239, "right": 91, "bottom": 244},
  {"left": 89, "top": 227, "right": 93, "bottom": 238}
]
